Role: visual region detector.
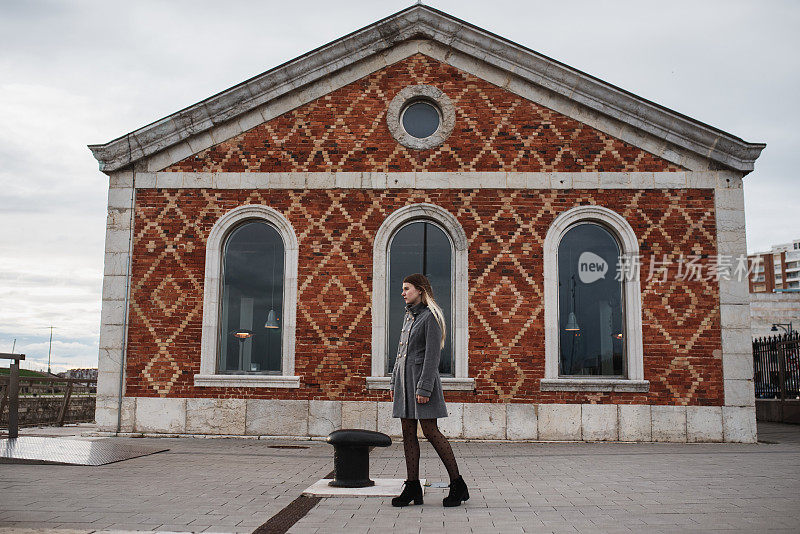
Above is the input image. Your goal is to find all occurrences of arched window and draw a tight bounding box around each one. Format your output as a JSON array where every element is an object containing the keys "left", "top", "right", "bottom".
[
  {"left": 367, "top": 204, "right": 473, "bottom": 391},
  {"left": 219, "top": 221, "right": 284, "bottom": 374},
  {"left": 557, "top": 222, "right": 624, "bottom": 377},
  {"left": 542, "top": 205, "right": 648, "bottom": 392},
  {"left": 196, "top": 205, "right": 299, "bottom": 388},
  {"left": 387, "top": 220, "right": 453, "bottom": 376}
]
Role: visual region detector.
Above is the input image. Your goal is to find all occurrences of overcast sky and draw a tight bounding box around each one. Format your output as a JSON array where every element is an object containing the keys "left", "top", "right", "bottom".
[{"left": 1, "top": 0, "right": 797, "bottom": 372}]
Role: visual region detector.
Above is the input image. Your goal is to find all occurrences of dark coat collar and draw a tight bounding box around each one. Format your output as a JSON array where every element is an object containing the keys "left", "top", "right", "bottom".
[{"left": 406, "top": 301, "right": 427, "bottom": 316}]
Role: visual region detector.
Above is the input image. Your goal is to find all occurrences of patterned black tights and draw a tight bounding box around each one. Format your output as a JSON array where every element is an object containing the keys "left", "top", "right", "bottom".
[{"left": 400, "top": 417, "right": 460, "bottom": 482}]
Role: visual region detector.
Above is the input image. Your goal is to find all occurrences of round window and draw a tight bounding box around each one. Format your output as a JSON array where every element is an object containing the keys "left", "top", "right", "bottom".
[
  {"left": 401, "top": 100, "right": 440, "bottom": 139},
  {"left": 386, "top": 85, "right": 455, "bottom": 150}
]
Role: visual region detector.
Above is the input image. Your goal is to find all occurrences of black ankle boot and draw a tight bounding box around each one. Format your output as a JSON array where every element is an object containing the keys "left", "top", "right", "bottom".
[
  {"left": 391, "top": 479, "right": 423, "bottom": 507},
  {"left": 442, "top": 475, "right": 469, "bottom": 507}
]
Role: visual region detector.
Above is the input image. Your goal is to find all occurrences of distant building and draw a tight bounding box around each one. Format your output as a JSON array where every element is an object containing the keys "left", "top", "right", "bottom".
[
  {"left": 748, "top": 239, "right": 800, "bottom": 293},
  {"left": 58, "top": 368, "right": 98, "bottom": 380}
]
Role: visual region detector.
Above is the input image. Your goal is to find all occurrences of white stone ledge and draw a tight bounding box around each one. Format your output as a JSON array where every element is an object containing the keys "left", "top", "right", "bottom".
[
  {"left": 540, "top": 378, "right": 650, "bottom": 392},
  {"left": 193, "top": 374, "right": 300, "bottom": 388},
  {"left": 365, "top": 376, "right": 475, "bottom": 390},
  {"left": 135, "top": 172, "right": 157, "bottom": 188},
  {"left": 137, "top": 171, "right": 727, "bottom": 190},
  {"left": 109, "top": 171, "right": 133, "bottom": 189}
]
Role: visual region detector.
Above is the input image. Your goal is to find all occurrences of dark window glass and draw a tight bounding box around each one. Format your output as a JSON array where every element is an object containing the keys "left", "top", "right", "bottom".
[
  {"left": 219, "top": 221, "right": 284, "bottom": 373},
  {"left": 557, "top": 223, "right": 625, "bottom": 376},
  {"left": 402, "top": 101, "right": 440, "bottom": 139},
  {"left": 388, "top": 221, "right": 453, "bottom": 375}
]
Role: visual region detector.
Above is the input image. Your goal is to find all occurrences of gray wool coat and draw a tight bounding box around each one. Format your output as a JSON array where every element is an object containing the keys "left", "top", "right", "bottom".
[{"left": 390, "top": 301, "right": 448, "bottom": 419}]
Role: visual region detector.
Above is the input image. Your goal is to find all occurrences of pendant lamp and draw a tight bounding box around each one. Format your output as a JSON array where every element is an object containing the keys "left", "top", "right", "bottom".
[
  {"left": 564, "top": 311, "right": 580, "bottom": 331},
  {"left": 264, "top": 309, "right": 279, "bottom": 329},
  {"left": 564, "top": 275, "right": 581, "bottom": 332},
  {"left": 264, "top": 245, "right": 280, "bottom": 329}
]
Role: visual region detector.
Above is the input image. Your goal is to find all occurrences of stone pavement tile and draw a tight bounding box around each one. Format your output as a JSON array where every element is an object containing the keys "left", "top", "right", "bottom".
[
  {"left": 130, "top": 511, "right": 183, "bottom": 524},
  {"left": 588, "top": 514, "right": 627, "bottom": 525},
  {"left": 237, "top": 517, "right": 271, "bottom": 527},
  {"left": 0, "top": 523, "right": 89, "bottom": 531},
  {"left": 639, "top": 514, "right": 699, "bottom": 526},
  {"left": 313, "top": 528, "right": 357, "bottom": 534},
  {"left": 465, "top": 518, "right": 495, "bottom": 527},
  {"left": 156, "top": 525, "right": 200, "bottom": 532},
  {"left": 205, "top": 516, "right": 250, "bottom": 527},
  {"left": 519, "top": 520, "right": 549, "bottom": 531},
  {"left": 0, "top": 511, "right": 62, "bottom": 522},
  {"left": 56, "top": 523, "right": 117, "bottom": 531},
  {"left": 171, "top": 513, "right": 210, "bottom": 524},
  {"left": 287, "top": 522, "right": 328, "bottom": 532},
  {"left": 200, "top": 526, "right": 251, "bottom": 533},
  {"left": 102, "top": 523, "right": 163, "bottom": 530},
  {"left": 533, "top": 510, "right": 568, "bottom": 520},
  {"left": 491, "top": 522, "right": 525, "bottom": 532}
]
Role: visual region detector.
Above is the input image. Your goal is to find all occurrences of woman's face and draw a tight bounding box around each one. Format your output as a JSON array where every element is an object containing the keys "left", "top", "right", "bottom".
[{"left": 402, "top": 282, "right": 422, "bottom": 306}]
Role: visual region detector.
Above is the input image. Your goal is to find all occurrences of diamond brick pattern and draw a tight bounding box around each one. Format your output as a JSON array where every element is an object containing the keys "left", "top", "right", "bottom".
[
  {"left": 166, "top": 54, "right": 682, "bottom": 173},
  {"left": 127, "top": 188, "right": 722, "bottom": 406}
]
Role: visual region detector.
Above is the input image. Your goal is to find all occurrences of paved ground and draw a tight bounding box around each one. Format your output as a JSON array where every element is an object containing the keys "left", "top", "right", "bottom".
[{"left": 0, "top": 422, "right": 798, "bottom": 533}]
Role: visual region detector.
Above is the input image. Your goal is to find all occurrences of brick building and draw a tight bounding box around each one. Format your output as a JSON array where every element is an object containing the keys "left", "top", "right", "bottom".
[
  {"left": 90, "top": 6, "right": 765, "bottom": 442},
  {"left": 748, "top": 239, "right": 800, "bottom": 293}
]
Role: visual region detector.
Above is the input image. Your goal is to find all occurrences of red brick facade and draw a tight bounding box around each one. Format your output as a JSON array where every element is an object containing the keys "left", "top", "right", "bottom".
[
  {"left": 166, "top": 54, "right": 682, "bottom": 174},
  {"left": 126, "top": 53, "right": 721, "bottom": 407},
  {"left": 128, "top": 188, "right": 722, "bottom": 406}
]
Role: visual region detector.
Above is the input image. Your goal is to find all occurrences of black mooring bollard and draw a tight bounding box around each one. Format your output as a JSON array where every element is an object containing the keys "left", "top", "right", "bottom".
[{"left": 326, "top": 429, "right": 392, "bottom": 488}]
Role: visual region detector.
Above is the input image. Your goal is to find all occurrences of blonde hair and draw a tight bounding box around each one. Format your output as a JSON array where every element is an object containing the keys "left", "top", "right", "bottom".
[{"left": 403, "top": 273, "right": 446, "bottom": 349}]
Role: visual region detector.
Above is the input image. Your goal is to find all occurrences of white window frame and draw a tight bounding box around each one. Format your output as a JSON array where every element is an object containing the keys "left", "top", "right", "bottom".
[
  {"left": 366, "top": 203, "right": 474, "bottom": 390},
  {"left": 195, "top": 205, "right": 300, "bottom": 388},
  {"left": 541, "top": 205, "right": 649, "bottom": 393}
]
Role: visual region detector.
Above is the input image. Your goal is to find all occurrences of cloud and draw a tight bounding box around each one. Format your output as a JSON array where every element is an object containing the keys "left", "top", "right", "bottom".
[{"left": 0, "top": 334, "right": 98, "bottom": 373}]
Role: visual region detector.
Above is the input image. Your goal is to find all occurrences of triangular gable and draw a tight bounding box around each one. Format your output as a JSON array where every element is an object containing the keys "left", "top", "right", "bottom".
[
  {"left": 89, "top": 5, "right": 764, "bottom": 174},
  {"left": 166, "top": 54, "right": 680, "bottom": 174}
]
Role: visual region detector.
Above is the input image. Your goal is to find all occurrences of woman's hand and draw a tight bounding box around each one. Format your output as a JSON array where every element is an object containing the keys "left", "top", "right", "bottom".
[
  {"left": 416, "top": 394, "right": 429, "bottom": 404},
  {"left": 390, "top": 390, "right": 393, "bottom": 402}
]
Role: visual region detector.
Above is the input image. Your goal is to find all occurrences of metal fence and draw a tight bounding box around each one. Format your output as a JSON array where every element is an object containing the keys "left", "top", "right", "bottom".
[
  {"left": 0, "top": 376, "right": 97, "bottom": 428},
  {"left": 753, "top": 331, "right": 800, "bottom": 400}
]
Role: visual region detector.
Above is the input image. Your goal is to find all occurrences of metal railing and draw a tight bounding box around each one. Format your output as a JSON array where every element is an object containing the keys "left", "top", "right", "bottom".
[
  {"left": 753, "top": 332, "right": 800, "bottom": 400},
  {"left": 0, "top": 364, "right": 97, "bottom": 433}
]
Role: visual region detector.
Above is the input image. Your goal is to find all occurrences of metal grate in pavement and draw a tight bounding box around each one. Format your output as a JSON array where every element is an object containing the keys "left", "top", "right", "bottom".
[
  {"left": 253, "top": 470, "right": 335, "bottom": 534},
  {"left": 0, "top": 436, "right": 168, "bottom": 465}
]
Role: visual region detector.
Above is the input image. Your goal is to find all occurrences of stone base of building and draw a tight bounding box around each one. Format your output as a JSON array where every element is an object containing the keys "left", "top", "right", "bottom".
[{"left": 94, "top": 397, "right": 757, "bottom": 443}]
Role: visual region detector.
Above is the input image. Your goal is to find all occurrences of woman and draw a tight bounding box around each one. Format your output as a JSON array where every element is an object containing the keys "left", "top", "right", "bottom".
[{"left": 389, "top": 273, "right": 469, "bottom": 507}]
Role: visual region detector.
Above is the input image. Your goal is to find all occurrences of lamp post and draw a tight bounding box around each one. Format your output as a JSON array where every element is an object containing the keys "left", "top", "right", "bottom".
[
  {"left": 771, "top": 323, "right": 794, "bottom": 335},
  {"left": 232, "top": 330, "right": 253, "bottom": 371}
]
